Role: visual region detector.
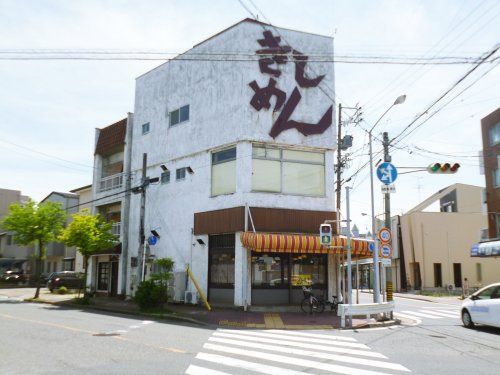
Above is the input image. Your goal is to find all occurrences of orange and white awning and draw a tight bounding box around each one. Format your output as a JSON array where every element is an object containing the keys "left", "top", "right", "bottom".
[{"left": 240, "top": 232, "right": 373, "bottom": 257}]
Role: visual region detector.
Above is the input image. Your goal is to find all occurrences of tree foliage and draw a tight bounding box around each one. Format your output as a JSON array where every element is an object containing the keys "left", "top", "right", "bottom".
[
  {"left": 2, "top": 200, "right": 66, "bottom": 298},
  {"left": 59, "top": 209, "right": 117, "bottom": 295}
]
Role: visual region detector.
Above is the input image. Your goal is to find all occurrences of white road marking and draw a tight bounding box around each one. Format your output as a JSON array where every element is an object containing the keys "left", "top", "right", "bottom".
[
  {"left": 217, "top": 329, "right": 369, "bottom": 349},
  {"left": 208, "top": 336, "right": 410, "bottom": 372},
  {"left": 435, "top": 309, "right": 460, "bottom": 316},
  {"left": 269, "top": 329, "right": 357, "bottom": 342},
  {"left": 142, "top": 320, "right": 154, "bottom": 325},
  {"left": 185, "top": 364, "right": 232, "bottom": 375},
  {"left": 213, "top": 331, "right": 386, "bottom": 358},
  {"left": 196, "top": 352, "right": 306, "bottom": 375},
  {"left": 203, "top": 343, "right": 396, "bottom": 375},
  {"left": 393, "top": 312, "right": 422, "bottom": 325},
  {"left": 421, "top": 310, "right": 458, "bottom": 318},
  {"left": 400, "top": 310, "right": 442, "bottom": 319}
]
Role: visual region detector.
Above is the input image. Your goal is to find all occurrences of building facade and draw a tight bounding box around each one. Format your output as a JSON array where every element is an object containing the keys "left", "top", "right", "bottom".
[
  {"left": 125, "top": 19, "right": 344, "bottom": 306},
  {"left": 398, "top": 184, "right": 498, "bottom": 291},
  {"left": 481, "top": 107, "right": 500, "bottom": 239}
]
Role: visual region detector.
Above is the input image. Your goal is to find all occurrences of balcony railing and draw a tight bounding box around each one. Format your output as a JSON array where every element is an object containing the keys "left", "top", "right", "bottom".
[
  {"left": 99, "top": 173, "right": 123, "bottom": 192},
  {"left": 111, "top": 222, "right": 121, "bottom": 237}
]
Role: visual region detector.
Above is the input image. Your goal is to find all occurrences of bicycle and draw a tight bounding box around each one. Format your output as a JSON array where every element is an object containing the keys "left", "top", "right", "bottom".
[
  {"left": 300, "top": 286, "right": 340, "bottom": 314},
  {"left": 301, "top": 286, "right": 325, "bottom": 314}
]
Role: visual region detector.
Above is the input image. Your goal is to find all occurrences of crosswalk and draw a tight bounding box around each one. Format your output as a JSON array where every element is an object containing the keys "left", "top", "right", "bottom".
[
  {"left": 186, "top": 328, "right": 411, "bottom": 374},
  {"left": 394, "top": 308, "right": 460, "bottom": 324}
]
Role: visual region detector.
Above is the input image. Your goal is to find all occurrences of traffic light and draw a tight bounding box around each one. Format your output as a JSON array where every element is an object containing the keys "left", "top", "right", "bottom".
[
  {"left": 320, "top": 224, "right": 332, "bottom": 246},
  {"left": 427, "top": 163, "right": 460, "bottom": 174}
]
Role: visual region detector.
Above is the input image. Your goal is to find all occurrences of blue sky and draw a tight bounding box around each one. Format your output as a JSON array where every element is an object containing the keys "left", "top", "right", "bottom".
[{"left": 0, "top": 0, "right": 498, "bottom": 230}]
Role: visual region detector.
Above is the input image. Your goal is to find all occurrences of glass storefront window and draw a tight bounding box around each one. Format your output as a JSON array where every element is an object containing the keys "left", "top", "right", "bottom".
[
  {"left": 291, "top": 254, "right": 326, "bottom": 286},
  {"left": 209, "top": 249, "right": 235, "bottom": 287},
  {"left": 251, "top": 253, "right": 289, "bottom": 288},
  {"left": 251, "top": 253, "right": 327, "bottom": 288}
]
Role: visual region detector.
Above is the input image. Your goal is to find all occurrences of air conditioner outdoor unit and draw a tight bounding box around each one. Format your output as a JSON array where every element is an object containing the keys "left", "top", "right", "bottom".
[
  {"left": 445, "top": 283, "right": 455, "bottom": 292},
  {"left": 185, "top": 290, "right": 199, "bottom": 305}
]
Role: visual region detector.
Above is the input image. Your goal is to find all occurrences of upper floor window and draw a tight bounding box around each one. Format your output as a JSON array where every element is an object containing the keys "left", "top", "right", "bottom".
[
  {"left": 161, "top": 171, "right": 170, "bottom": 184},
  {"left": 212, "top": 147, "right": 236, "bottom": 196},
  {"left": 176, "top": 167, "right": 187, "bottom": 181},
  {"left": 169, "top": 105, "right": 190, "bottom": 126},
  {"left": 101, "top": 152, "right": 123, "bottom": 178},
  {"left": 489, "top": 123, "right": 500, "bottom": 146},
  {"left": 252, "top": 145, "right": 325, "bottom": 196},
  {"left": 142, "top": 122, "right": 150, "bottom": 135},
  {"left": 494, "top": 168, "right": 500, "bottom": 188}
]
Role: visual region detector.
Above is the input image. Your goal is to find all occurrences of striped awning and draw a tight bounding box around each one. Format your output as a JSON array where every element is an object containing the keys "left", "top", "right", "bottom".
[{"left": 240, "top": 232, "right": 373, "bottom": 257}]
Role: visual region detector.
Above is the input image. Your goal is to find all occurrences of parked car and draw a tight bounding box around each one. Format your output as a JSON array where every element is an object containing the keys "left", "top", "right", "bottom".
[
  {"left": 461, "top": 282, "right": 500, "bottom": 329},
  {"left": 47, "top": 271, "right": 84, "bottom": 292},
  {"left": 1, "top": 270, "right": 28, "bottom": 284}
]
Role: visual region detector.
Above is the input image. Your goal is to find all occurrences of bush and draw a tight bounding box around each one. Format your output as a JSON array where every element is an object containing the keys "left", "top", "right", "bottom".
[
  {"left": 134, "top": 280, "right": 168, "bottom": 310},
  {"left": 57, "top": 286, "right": 68, "bottom": 295}
]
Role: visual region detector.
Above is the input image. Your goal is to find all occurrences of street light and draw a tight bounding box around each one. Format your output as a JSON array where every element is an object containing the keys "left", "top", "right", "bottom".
[{"left": 368, "top": 94, "right": 406, "bottom": 303}]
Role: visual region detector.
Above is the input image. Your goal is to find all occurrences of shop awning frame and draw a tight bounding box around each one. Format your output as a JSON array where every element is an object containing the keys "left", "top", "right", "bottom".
[{"left": 240, "top": 232, "right": 373, "bottom": 257}]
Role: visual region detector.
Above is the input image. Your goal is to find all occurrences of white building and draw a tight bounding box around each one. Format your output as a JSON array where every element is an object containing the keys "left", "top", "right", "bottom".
[{"left": 89, "top": 19, "right": 373, "bottom": 306}]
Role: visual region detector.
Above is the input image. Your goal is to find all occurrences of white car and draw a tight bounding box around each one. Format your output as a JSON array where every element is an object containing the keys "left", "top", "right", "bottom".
[{"left": 461, "top": 282, "right": 500, "bottom": 329}]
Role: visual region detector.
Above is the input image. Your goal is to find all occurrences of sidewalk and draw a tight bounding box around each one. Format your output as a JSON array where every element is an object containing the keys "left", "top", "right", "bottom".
[
  {"left": 0, "top": 287, "right": 399, "bottom": 330},
  {"left": 360, "top": 289, "right": 463, "bottom": 305}
]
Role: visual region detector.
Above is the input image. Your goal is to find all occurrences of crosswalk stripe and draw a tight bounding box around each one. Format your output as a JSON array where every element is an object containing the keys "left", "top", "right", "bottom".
[
  {"left": 208, "top": 336, "right": 411, "bottom": 372},
  {"left": 400, "top": 310, "right": 442, "bottom": 319},
  {"left": 393, "top": 312, "right": 422, "bottom": 323},
  {"left": 185, "top": 364, "right": 233, "bottom": 375},
  {"left": 196, "top": 352, "right": 305, "bottom": 375},
  {"left": 435, "top": 309, "right": 460, "bottom": 316},
  {"left": 269, "top": 329, "right": 357, "bottom": 342},
  {"left": 213, "top": 331, "right": 387, "bottom": 358},
  {"left": 421, "top": 310, "right": 458, "bottom": 318},
  {"left": 217, "top": 329, "right": 369, "bottom": 349},
  {"left": 203, "top": 343, "right": 396, "bottom": 375}
]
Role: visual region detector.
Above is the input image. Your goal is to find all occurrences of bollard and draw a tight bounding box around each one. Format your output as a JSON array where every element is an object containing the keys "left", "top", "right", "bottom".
[{"left": 387, "top": 281, "right": 393, "bottom": 301}]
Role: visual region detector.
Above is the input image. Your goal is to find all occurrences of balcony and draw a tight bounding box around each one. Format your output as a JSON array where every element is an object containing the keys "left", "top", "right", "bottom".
[{"left": 99, "top": 173, "right": 123, "bottom": 192}]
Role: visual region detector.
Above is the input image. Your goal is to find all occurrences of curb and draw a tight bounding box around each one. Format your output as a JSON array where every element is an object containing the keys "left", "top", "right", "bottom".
[{"left": 24, "top": 298, "right": 209, "bottom": 327}]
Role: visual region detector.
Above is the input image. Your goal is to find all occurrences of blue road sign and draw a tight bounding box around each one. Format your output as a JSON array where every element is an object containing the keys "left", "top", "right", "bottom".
[
  {"left": 148, "top": 235, "right": 158, "bottom": 246},
  {"left": 368, "top": 242, "right": 375, "bottom": 253},
  {"left": 377, "top": 162, "right": 398, "bottom": 185},
  {"left": 381, "top": 244, "right": 391, "bottom": 257}
]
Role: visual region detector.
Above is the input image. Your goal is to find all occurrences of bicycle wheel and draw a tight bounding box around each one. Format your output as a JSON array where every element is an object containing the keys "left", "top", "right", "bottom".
[
  {"left": 301, "top": 298, "right": 312, "bottom": 314},
  {"left": 313, "top": 299, "right": 325, "bottom": 313}
]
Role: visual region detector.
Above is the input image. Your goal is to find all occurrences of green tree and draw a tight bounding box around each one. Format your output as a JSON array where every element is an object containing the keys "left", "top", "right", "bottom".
[
  {"left": 59, "top": 209, "right": 117, "bottom": 296},
  {"left": 2, "top": 200, "right": 66, "bottom": 299}
]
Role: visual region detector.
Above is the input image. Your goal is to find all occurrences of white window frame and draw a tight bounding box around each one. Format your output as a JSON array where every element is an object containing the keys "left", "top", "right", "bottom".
[
  {"left": 142, "top": 122, "right": 150, "bottom": 135},
  {"left": 211, "top": 147, "right": 237, "bottom": 196},
  {"left": 251, "top": 144, "right": 326, "bottom": 197}
]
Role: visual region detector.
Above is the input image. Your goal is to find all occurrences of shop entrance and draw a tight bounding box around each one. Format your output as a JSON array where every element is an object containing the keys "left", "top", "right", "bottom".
[
  {"left": 251, "top": 252, "right": 327, "bottom": 305},
  {"left": 208, "top": 234, "right": 235, "bottom": 304}
]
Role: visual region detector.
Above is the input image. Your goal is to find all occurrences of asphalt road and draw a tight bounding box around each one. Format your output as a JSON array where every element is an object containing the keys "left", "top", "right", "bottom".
[{"left": 1, "top": 295, "right": 499, "bottom": 374}]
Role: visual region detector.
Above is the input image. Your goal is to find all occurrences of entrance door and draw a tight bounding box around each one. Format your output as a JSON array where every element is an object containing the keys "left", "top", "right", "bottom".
[
  {"left": 433, "top": 263, "right": 442, "bottom": 287},
  {"left": 110, "top": 262, "right": 118, "bottom": 296},
  {"left": 208, "top": 234, "right": 235, "bottom": 304},
  {"left": 453, "top": 263, "right": 462, "bottom": 288}
]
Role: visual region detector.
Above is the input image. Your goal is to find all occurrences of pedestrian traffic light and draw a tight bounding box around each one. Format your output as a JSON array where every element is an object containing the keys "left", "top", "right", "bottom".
[
  {"left": 320, "top": 224, "right": 332, "bottom": 246},
  {"left": 427, "top": 163, "right": 460, "bottom": 174}
]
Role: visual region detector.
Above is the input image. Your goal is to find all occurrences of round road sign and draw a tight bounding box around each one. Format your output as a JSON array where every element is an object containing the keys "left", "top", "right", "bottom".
[
  {"left": 380, "top": 244, "right": 392, "bottom": 258},
  {"left": 377, "top": 227, "right": 392, "bottom": 243}
]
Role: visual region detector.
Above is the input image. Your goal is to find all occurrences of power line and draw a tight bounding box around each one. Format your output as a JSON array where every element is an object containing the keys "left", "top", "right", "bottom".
[{"left": 389, "top": 44, "right": 500, "bottom": 148}]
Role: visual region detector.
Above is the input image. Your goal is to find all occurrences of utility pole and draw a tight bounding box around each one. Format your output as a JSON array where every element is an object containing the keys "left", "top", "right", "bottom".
[
  {"left": 382, "top": 131, "right": 391, "bottom": 302},
  {"left": 138, "top": 153, "right": 147, "bottom": 283},
  {"left": 336, "top": 103, "right": 342, "bottom": 211}
]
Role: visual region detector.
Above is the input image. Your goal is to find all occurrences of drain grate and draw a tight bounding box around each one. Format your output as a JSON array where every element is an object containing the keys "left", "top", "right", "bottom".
[
  {"left": 93, "top": 331, "right": 122, "bottom": 337},
  {"left": 429, "top": 335, "right": 446, "bottom": 339}
]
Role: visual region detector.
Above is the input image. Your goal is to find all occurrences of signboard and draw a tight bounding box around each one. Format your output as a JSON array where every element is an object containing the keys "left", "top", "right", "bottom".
[
  {"left": 381, "top": 258, "right": 392, "bottom": 266},
  {"left": 380, "top": 244, "right": 392, "bottom": 258},
  {"left": 377, "top": 162, "right": 398, "bottom": 185},
  {"left": 377, "top": 227, "right": 392, "bottom": 244},
  {"left": 381, "top": 184, "right": 396, "bottom": 194},
  {"left": 148, "top": 235, "right": 158, "bottom": 246},
  {"left": 368, "top": 242, "right": 375, "bottom": 253},
  {"left": 292, "top": 274, "right": 312, "bottom": 286}
]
